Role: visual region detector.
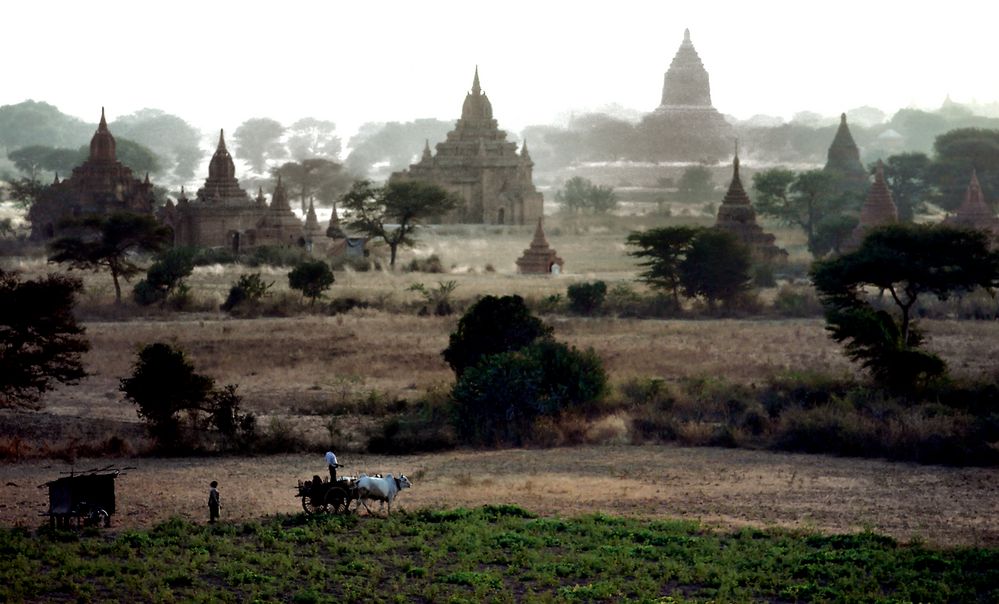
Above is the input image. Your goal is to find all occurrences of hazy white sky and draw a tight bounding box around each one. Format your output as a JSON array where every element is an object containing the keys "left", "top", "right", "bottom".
[{"left": 4, "top": 0, "right": 998, "bottom": 140}]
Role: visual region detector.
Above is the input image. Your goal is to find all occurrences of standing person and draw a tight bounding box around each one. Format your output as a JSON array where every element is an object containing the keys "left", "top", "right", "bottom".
[
  {"left": 208, "top": 480, "right": 221, "bottom": 523},
  {"left": 325, "top": 451, "right": 339, "bottom": 482}
]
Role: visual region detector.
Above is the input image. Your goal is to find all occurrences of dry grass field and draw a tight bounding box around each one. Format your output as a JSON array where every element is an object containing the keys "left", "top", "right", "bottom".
[
  {"left": 3, "top": 211, "right": 998, "bottom": 552},
  {"left": 1, "top": 446, "right": 997, "bottom": 547}
]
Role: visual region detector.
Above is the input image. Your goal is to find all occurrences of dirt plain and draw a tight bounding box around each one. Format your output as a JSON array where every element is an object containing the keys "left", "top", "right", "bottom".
[{"left": 2, "top": 445, "right": 996, "bottom": 548}]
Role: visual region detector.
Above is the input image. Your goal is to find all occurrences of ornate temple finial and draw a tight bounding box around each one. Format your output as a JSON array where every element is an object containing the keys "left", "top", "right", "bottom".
[
  {"left": 472, "top": 65, "right": 481, "bottom": 95},
  {"left": 217, "top": 129, "right": 227, "bottom": 151},
  {"left": 53, "top": 172, "right": 60, "bottom": 185},
  {"left": 875, "top": 158, "right": 885, "bottom": 179},
  {"left": 684, "top": 28, "right": 690, "bottom": 43},
  {"left": 840, "top": 113, "right": 847, "bottom": 125},
  {"left": 732, "top": 139, "right": 741, "bottom": 180},
  {"left": 179, "top": 185, "right": 186, "bottom": 198},
  {"left": 99, "top": 107, "right": 108, "bottom": 130},
  {"left": 277, "top": 173, "right": 282, "bottom": 187},
  {"left": 421, "top": 139, "right": 432, "bottom": 162},
  {"left": 521, "top": 138, "right": 531, "bottom": 159}
]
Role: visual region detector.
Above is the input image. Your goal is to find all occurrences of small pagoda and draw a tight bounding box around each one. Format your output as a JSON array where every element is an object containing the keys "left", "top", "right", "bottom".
[
  {"left": 842, "top": 160, "right": 898, "bottom": 252},
  {"left": 516, "top": 218, "right": 564, "bottom": 274},
  {"left": 714, "top": 149, "right": 786, "bottom": 263},
  {"left": 945, "top": 170, "right": 999, "bottom": 242},
  {"left": 824, "top": 113, "right": 869, "bottom": 196}
]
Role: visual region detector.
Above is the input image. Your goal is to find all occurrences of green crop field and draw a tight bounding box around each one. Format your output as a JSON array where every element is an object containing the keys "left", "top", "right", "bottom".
[{"left": 2, "top": 506, "right": 996, "bottom": 603}]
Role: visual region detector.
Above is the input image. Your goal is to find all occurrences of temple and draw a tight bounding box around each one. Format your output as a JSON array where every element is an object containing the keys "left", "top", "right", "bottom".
[
  {"left": 159, "top": 131, "right": 305, "bottom": 251},
  {"left": 392, "top": 68, "right": 543, "bottom": 225},
  {"left": 640, "top": 29, "right": 732, "bottom": 161},
  {"left": 714, "top": 149, "right": 786, "bottom": 263},
  {"left": 28, "top": 108, "right": 155, "bottom": 240},
  {"left": 516, "top": 217, "right": 564, "bottom": 274},
  {"left": 945, "top": 170, "right": 999, "bottom": 242},
  {"left": 842, "top": 160, "right": 898, "bottom": 252},
  {"left": 824, "top": 113, "right": 869, "bottom": 196}
]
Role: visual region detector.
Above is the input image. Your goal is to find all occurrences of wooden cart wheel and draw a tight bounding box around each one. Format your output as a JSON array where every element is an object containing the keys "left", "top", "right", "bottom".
[
  {"left": 325, "top": 487, "right": 350, "bottom": 515},
  {"left": 302, "top": 494, "right": 323, "bottom": 515}
]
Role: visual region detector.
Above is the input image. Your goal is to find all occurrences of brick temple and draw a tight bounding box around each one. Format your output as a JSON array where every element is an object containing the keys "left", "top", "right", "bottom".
[
  {"left": 516, "top": 217, "right": 563, "bottom": 274},
  {"left": 159, "top": 131, "right": 304, "bottom": 251},
  {"left": 824, "top": 113, "right": 869, "bottom": 196},
  {"left": 392, "top": 68, "right": 543, "bottom": 225},
  {"left": 639, "top": 29, "right": 733, "bottom": 162},
  {"left": 945, "top": 169, "right": 999, "bottom": 243},
  {"left": 843, "top": 160, "right": 898, "bottom": 252},
  {"left": 714, "top": 151, "right": 786, "bottom": 263},
  {"left": 28, "top": 109, "right": 155, "bottom": 240}
]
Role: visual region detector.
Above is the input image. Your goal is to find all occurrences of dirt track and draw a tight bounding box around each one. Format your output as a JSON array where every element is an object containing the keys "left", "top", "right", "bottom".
[{"left": 2, "top": 445, "right": 996, "bottom": 547}]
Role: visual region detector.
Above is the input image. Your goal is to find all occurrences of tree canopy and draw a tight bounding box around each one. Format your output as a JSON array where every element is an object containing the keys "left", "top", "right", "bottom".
[
  {"left": 626, "top": 226, "right": 700, "bottom": 303},
  {"left": 340, "top": 179, "right": 458, "bottom": 267},
  {"left": 288, "top": 259, "right": 335, "bottom": 305},
  {"left": 286, "top": 118, "right": 341, "bottom": 161},
  {"left": 811, "top": 224, "right": 999, "bottom": 390},
  {"left": 679, "top": 229, "right": 752, "bottom": 308},
  {"left": 110, "top": 109, "right": 203, "bottom": 182},
  {"left": 271, "top": 159, "right": 352, "bottom": 212},
  {"left": 234, "top": 118, "right": 286, "bottom": 175},
  {"left": 555, "top": 176, "right": 617, "bottom": 214},
  {"left": 0, "top": 269, "right": 89, "bottom": 408},
  {"left": 674, "top": 165, "right": 715, "bottom": 203},
  {"left": 344, "top": 119, "right": 452, "bottom": 177},
  {"left": 877, "top": 153, "right": 934, "bottom": 222},
  {"left": 48, "top": 213, "right": 172, "bottom": 304},
  {"left": 930, "top": 128, "right": 999, "bottom": 211}
]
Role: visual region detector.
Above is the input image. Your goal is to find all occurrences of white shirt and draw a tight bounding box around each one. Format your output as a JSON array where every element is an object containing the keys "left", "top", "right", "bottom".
[{"left": 325, "top": 451, "right": 337, "bottom": 466}]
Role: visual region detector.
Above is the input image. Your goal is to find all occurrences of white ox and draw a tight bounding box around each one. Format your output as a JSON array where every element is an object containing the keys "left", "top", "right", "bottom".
[{"left": 354, "top": 473, "right": 412, "bottom": 516}]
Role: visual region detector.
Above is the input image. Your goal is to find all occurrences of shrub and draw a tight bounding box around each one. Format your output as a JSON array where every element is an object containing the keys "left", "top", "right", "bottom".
[
  {"left": 567, "top": 281, "right": 607, "bottom": 315},
  {"left": 288, "top": 260, "right": 335, "bottom": 306},
  {"left": 222, "top": 273, "right": 273, "bottom": 312},
  {"left": 451, "top": 340, "right": 607, "bottom": 446},
  {"left": 772, "top": 284, "right": 823, "bottom": 317},
  {"left": 406, "top": 254, "right": 446, "bottom": 273},
  {"left": 132, "top": 248, "right": 195, "bottom": 307},
  {"left": 442, "top": 295, "right": 552, "bottom": 377},
  {"left": 247, "top": 245, "right": 310, "bottom": 268}
]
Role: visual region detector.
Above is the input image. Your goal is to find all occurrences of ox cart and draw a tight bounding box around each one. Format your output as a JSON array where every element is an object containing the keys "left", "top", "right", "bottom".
[
  {"left": 296, "top": 475, "right": 358, "bottom": 515},
  {"left": 41, "top": 467, "right": 126, "bottom": 528}
]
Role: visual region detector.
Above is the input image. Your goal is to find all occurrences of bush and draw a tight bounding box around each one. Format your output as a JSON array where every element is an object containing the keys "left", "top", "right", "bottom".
[
  {"left": 288, "top": 260, "right": 335, "bottom": 306},
  {"left": 451, "top": 340, "right": 607, "bottom": 446},
  {"left": 772, "top": 284, "right": 823, "bottom": 317},
  {"left": 406, "top": 254, "right": 446, "bottom": 273},
  {"left": 222, "top": 273, "right": 273, "bottom": 312},
  {"left": 442, "top": 295, "right": 553, "bottom": 377},
  {"left": 567, "top": 281, "right": 607, "bottom": 315},
  {"left": 133, "top": 248, "right": 195, "bottom": 307},
  {"left": 247, "top": 245, "right": 310, "bottom": 268}
]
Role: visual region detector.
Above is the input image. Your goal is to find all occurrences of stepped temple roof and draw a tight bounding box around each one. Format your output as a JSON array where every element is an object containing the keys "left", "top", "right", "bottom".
[
  {"left": 714, "top": 150, "right": 786, "bottom": 263},
  {"left": 843, "top": 160, "right": 898, "bottom": 252},
  {"left": 516, "top": 217, "right": 564, "bottom": 274},
  {"left": 196, "top": 130, "right": 252, "bottom": 205},
  {"left": 824, "top": 113, "right": 869, "bottom": 195},
  {"left": 946, "top": 170, "right": 999, "bottom": 238}
]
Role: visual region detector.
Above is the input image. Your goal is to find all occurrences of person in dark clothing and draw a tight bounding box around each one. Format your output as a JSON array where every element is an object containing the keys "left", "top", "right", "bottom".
[{"left": 208, "top": 480, "right": 220, "bottom": 523}]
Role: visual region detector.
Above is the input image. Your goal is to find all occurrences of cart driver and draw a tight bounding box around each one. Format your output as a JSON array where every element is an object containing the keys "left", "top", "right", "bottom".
[{"left": 325, "top": 451, "right": 340, "bottom": 482}]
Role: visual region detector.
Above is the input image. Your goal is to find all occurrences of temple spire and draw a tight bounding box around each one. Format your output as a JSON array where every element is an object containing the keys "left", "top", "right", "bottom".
[
  {"left": 421, "top": 139, "right": 432, "bottom": 162},
  {"left": 684, "top": 28, "right": 690, "bottom": 43},
  {"left": 472, "top": 65, "right": 481, "bottom": 95},
  {"left": 99, "top": 107, "right": 108, "bottom": 131},
  {"left": 217, "top": 129, "right": 227, "bottom": 151},
  {"left": 521, "top": 139, "right": 531, "bottom": 160}
]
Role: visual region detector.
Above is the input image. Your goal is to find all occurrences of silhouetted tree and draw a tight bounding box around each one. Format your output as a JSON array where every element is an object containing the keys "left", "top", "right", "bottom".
[
  {"left": 48, "top": 213, "right": 172, "bottom": 304},
  {"left": 234, "top": 118, "right": 286, "bottom": 174},
  {"left": 0, "top": 100, "right": 91, "bottom": 150},
  {"left": 930, "top": 128, "right": 999, "bottom": 212},
  {"left": 878, "top": 153, "right": 934, "bottom": 222},
  {"left": 626, "top": 226, "right": 700, "bottom": 303},
  {"left": 133, "top": 247, "right": 195, "bottom": 307},
  {"left": 111, "top": 109, "right": 204, "bottom": 181},
  {"left": 811, "top": 224, "right": 999, "bottom": 391},
  {"left": 272, "top": 158, "right": 352, "bottom": 212},
  {"left": 340, "top": 179, "right": 458, "bottom": 267},
  {"left": 344, "top": 119, "right": 452, "bottom": 177},
  {"left": 753, "top": 168, "right": 853, "bottom": 256},
  {"left": 442, "top": 294, "right": 553, "bottom": 378},
  {"left": 288, "top": 259, "right": 334, "bottom": 306},
  {"left": 679, "top": 229, "right": 752, "bottom": 309},
  {"left": 0, "top": 269, "right": 89, "bottom": 408}
]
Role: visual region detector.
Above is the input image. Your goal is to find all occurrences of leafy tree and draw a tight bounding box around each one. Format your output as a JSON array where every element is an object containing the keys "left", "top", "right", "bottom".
[
  {"left": 878, "top": 153, "right": 934, "bottom": 222},
  {"left": 272, "top": 158, "right": 352, "bottom": 212},
  {"left": 288, "top": 259, "right": 334, "bottom": 305},
  {"left": 674, "top": 165, "right": 715, "bottom": 203},
  {"left": 111, "top": 109, "right": 204, "bottom": 181},
  {"left": 567, "top": 281, "right": 607, "bottom": 315},
  {"left": 4, "top": 177, "right": 47, "bottom": 209},
  {"left": 344, "top": 119, "right": 453, "bottom": 177},
  {"left": 48, "top": 213, "right": 172, "bottom": 304},
  {"left": 286, "top": 118, "right": 341, "bottom": 161},
  {"left": 626, "top": 226, "right": 700, "bottom": 303},
  {"left": 679, "top": 229, "right": 752, "bottom": 309},
  {"left": 442, "top": 294, "right": 553, "bottom": 378},
  {"left": 812, "top": 213, "right": 859, "bottom": 257},
  {"left": 234, "top": 118, "right": 286, "bottom": 174},
  {"left": 811, "top": 224, "right": 999, "bottom": 391},
  {"left": 120, "top": 343, "right": 253, "bottom": 449},
  {"left": 133, "top": 247, "right": 195, "bottom": 307},
  {"left": 753, "top": 168, "right": 850, "bottom": 256},
  {"left": 340, "top": 179, "right": 459, "bottom": 267},
  {"left": 930, "top": 128, "right": 999, "bottom": 212},
  {"left": 555, "top": 177, "right": 617, "bottom": 214},
  {"left": 0, "top": 100, "right": 92, "bottom": 150},
  {"left": 0, "top": 269, "right": 89, "bottom": 408},
  {"left": 221, "top": 273, "right": 273, "bottom": 312},
  {"left": 451, "top": 340, "right": 607, "bottom": 446},
  {"left": 8, "top": 146, "right": 56, "bottom": 180}
]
